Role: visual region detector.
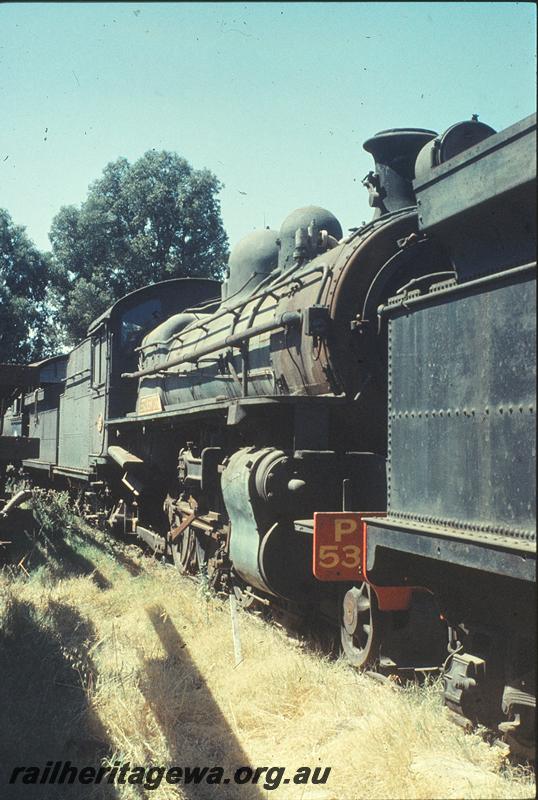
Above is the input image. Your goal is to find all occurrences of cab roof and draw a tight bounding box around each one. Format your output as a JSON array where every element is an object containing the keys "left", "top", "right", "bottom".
[{"left": 86, "top": 277, "right": 220, "bottom": 335}]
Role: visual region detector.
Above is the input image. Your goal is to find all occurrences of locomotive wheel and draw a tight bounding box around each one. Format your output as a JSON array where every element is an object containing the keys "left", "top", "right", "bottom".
[
  {"left": 340, "top": 583, "right": 383, "bottom": 669},
  {"left": 193, "top": 530, "right": 219, "bottom": 580},
  {"left": 171, "top": 526, "right": 196, "bottom": 574},
  {"left": 194, "top": 532, "right": 205, "bottom": 571}
]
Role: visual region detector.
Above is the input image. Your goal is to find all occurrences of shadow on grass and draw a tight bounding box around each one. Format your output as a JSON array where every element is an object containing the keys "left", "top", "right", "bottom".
[
  {"left": 0, "top": 599, "right": 120, "bottom": 799},
  {"left": 45, "top": 534, "right": 113, "bottom": 590},
  {"left": 71, "top": 524, "right": 144, "bottom": 577},
  {"left": 141, "top": 604, "right": 265, "bottom": 799},
  {"left": 0, "top": 508, "right": 113, "bottom": 590}
]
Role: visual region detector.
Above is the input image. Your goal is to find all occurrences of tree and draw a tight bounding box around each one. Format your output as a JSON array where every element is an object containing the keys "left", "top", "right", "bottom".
[
  {"left": 49, "top": 151, "right": 229, "bottom": 343},
  {"left": 0, "top": 209, "right": 52, "bottom": 364}
]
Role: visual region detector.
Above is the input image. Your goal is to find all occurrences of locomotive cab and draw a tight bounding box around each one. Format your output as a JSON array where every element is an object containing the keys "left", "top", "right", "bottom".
[{"left": 90, "top": 278, "right": 220, "bottom": 420}]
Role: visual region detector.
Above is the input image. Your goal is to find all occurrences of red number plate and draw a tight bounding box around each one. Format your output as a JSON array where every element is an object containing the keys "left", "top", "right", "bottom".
[{"left": 313, "top": 512, "right": 365, "bottom": 581}]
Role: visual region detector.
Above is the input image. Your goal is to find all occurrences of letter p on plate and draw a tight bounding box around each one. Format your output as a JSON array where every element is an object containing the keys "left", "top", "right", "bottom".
[{"left": 334, "top": 517, "right": 358, "bottom": 542}]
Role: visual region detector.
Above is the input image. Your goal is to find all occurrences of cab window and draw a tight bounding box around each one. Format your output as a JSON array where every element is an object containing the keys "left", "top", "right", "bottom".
[
  {"left": 91, "top": 332, "right": 106, "bottom": 387},
  {"left": 120, "top": 299, "right": 162, "bottom": 351}
]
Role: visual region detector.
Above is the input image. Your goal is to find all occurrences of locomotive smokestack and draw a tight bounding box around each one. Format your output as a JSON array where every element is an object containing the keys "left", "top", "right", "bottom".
[{"left": 362, "top": 128, "right": 437, "bottom": 218}]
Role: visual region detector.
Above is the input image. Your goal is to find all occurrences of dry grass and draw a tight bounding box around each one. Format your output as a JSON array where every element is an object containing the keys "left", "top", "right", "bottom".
[{"left": 0, "top": 504, "right": 535, "bottom": 799}]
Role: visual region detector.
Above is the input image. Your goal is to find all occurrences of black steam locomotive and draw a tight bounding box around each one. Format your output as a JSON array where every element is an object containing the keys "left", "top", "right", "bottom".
[{"left": 1, "top": 112, "right": 535, "bottom": 754}]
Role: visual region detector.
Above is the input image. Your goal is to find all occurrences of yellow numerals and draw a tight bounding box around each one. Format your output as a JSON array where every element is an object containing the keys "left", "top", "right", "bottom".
[
  {"left": 318, "top": 544, "right": 361, "bottom": 569},
  {"left": 318, "top": 545, "right": 339, "bottom": 568},
  {"left": 341, "top": 544, "right": 361, "bottom": 568}
]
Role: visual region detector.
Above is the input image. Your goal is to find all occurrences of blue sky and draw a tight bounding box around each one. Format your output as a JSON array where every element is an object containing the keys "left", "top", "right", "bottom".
[{"left": 1, "top": 2, "right": 536, "bottom": 253}]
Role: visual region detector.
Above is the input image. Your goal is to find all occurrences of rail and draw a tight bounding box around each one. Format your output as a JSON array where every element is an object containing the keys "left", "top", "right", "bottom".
[
  {"left": 121, "top": 311, "right": 302, "bottom": 380},
  {"left": 135, "top": 262, "right": 328, "bottom": 355}
]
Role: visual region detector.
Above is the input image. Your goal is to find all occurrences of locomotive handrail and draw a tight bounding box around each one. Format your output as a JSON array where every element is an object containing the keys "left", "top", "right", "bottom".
[
  {"left": 121, "top": 311, "right": 302, "bottom": 380},
  {"left": 377, "top": 260, "right": 536, "bottom": 317},
  {"left": 135, "top": 263, "right": 328, "bottom": 354},
  {"left": 314, "top": 264, "right": 332, "bottom": 306},
  {"left": 395, "top": 270, "right": 457, "bottom": 295},
  {"left": 137, "top": 295, "right": 278, "bottom": 354},
  {"left": 137, "top": 307, "right": 244, "bottom": 356}
]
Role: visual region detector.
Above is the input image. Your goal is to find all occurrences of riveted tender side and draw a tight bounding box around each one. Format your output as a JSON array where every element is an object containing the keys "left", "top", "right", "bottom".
[{"left": 362, "top": 114, "right": 536, "bottom": 756}]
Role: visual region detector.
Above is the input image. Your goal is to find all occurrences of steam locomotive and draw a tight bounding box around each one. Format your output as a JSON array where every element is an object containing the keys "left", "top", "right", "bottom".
[{"left": 1, "top": 112, "right": 535, "bottom": 755}]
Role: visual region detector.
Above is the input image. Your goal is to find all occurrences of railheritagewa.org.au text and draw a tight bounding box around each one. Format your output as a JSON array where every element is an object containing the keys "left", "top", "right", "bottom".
[{"left": 9, "top": 761, "right": 332, "bottom": 791}]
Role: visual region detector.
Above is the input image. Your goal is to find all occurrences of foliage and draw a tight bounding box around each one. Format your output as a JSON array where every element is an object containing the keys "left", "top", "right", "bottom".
[
  {"left": 49, "top": 151, "right": 229, "bottom": 342},
  {"left": 30, "top": 488, "right": 77, "bottom": 540},
  {"left": 0, "top": 209, "right": 54, "bottom": 363},
  {"left": 0, "top": 485, "right": 77, "bottom": 580}
]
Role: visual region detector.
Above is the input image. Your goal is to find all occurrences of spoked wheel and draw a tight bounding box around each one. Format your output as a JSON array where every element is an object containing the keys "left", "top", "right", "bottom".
[
  {"left": 194, "top": 532, "right": 205, "bottom": 570},
  {"left": 171, "top": 525, "right": 197, "bottom": 575},
  {"left": 193, "top": 530, "right": 219, "bottom": 580},
  {"left": 340, "top": 583, "right": 384, "bottom": 669}
]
